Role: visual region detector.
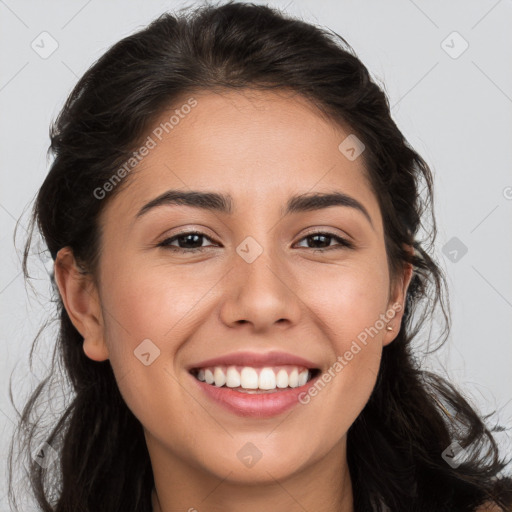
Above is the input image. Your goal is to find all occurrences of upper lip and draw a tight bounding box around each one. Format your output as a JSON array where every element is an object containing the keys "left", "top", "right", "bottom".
[{"left": 187, "top": 351, "right": 320, "bottom": 370}]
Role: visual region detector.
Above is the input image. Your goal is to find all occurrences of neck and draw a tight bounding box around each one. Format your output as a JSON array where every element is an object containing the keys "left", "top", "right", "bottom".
[{"left": 149, "top": 436, "right": 353, "bottom": 512}]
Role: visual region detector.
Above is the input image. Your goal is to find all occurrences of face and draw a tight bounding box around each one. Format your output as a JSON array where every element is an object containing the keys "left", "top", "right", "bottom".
[{"left": 56, "top": 89, "right": 411, "bottom": 490}]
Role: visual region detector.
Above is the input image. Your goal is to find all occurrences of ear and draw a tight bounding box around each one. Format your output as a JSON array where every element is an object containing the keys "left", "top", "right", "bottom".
[
  {"left": 53, "top": 247, "right": 109, "bottom": 361},
  {"left": 382, "top": 244, "right": 414, "bottom": 347}
]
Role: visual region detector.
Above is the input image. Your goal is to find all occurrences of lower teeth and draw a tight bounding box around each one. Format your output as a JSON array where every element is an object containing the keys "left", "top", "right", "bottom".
[
  {"left": 231, "top": 387, "right": 285, "bottom": 394},
  {"left": 203, "top": 383, "right": 310, "bottom": 393}
]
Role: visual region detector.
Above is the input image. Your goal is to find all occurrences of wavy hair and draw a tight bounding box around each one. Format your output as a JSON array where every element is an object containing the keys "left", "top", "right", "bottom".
[{"left": 8, "top": 2, "right": 511, "bottom": 511}]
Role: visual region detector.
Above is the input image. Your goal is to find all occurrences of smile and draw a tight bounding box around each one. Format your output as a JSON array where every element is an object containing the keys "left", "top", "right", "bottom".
[
  {"left": 189, "top": 365, "right": 321, "bottom": 417},
  {"left": 190, "top": 365, "right": 319, "bottom": 392}
]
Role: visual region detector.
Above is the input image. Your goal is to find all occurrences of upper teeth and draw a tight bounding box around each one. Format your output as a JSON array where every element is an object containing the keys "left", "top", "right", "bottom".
[{"left": 195, "top": 365, "right": 311, "bottom": 390}]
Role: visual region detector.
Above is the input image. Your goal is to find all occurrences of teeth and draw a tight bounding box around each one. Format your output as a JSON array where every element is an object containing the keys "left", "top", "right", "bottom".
[
  {"left": 298, "top": 369, "right": 308, "bottom": 386},
  {"left": 240, "top": 367, "right": 259, "bottom": 389},
  {"left": 204, "top": 369, "right": 214, "bottom": 385},
  {"left": 276, "top": 369, "right": 288, "bottom": 388},
  {"left": 214, "top": 367, "right": 226, "bottom": 387},
  {"left": 288, "top": 368, "right": 299, "bottom": 388},
  {"left": 258, "top": 367, "right": 276, "bottom": 390},
  {"left": 194, "top": 365, "right": 313, "bottom": 391},
  {"left": 225, "top": 366, "right": 241, "bottom": 388}
]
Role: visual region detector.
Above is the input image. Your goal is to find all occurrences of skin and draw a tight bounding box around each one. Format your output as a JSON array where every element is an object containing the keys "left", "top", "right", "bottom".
[{"left": 55, "top": 88, "right": 413, "bottom": 512}]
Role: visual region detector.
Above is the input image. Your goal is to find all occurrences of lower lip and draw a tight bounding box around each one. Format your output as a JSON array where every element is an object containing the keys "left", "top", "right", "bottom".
[{"left": 190, "top": 372, "right": 320, "bottom": 418}]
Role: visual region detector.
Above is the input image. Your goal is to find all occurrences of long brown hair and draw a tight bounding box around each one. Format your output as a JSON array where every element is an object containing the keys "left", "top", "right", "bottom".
[{"left": 9, "top": 2, "right": 511, "bottom": 510}]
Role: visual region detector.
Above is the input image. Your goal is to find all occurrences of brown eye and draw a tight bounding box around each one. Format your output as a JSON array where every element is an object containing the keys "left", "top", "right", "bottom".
[
  {"left": 158, "top": 231, "right": 218, "bottom": 253},
  {"left": 295, "top": 232, "right": 354, "bottom": 251}
]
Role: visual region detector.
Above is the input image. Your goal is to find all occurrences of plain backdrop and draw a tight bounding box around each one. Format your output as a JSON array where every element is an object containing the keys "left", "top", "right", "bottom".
[{"left": 1, "top": 0, "right": 511, "bottom": 509}]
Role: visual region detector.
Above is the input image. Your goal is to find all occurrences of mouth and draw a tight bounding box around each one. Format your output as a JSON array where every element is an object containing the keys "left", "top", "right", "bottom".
[
  {"left": 189, "top": 365, "right": 321, "bottom": 393},
  {"left": 188, "top": 365, "right": 322, "bottom": 417}
]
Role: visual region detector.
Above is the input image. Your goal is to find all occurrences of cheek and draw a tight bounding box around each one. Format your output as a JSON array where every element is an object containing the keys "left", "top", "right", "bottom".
[
  {"left": 97, "top": 268, "right": 192, "bottom": 438},
  {"left": 294, "top": 261, "right": 389, "bottom": 424},
  {"left": 100, "top": 258, "right": 208, "bottom": 347},
  {"left": 301, "top": 258, "right": 390, "bottom": 346},
  {"left": 96, "top": 258, "right": 225, "bottom": 414}
]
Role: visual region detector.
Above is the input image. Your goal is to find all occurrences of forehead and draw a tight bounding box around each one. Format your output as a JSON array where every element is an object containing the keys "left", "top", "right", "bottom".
[{"left": 102, "top": 88, "right": 381, "bottom": 230}]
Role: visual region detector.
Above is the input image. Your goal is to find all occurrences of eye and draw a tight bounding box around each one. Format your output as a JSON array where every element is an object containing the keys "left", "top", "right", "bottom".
[
  {"left": 294, "top": 231, "right": 354, "bottom": 251},
  {"left": 158, "top": 231, "right": 218, "bottom": 253},
  {"left": 158, "top": 230, "right": 354, "bottom": 254}
]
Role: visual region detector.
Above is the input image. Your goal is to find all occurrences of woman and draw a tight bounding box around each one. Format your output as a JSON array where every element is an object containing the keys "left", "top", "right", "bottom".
[{"left": 8, "top": 1, "right": 511, "bottom": 511}]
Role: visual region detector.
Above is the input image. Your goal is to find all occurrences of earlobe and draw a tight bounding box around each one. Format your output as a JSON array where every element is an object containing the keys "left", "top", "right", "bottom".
[
  {"left": 53, "top": 247, "right": 109, "bottom": 362},
  {"left": 383, "top": 249, "right": 414, "bottom": 346}
]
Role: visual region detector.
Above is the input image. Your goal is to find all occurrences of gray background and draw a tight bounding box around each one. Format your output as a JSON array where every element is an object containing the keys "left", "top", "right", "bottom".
[{"left": 1, "top": 0, "right": 511, "bottom": 509}]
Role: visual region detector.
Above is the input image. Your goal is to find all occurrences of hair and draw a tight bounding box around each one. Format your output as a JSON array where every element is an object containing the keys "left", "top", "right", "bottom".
[{"left": 8, "top": 1, "right": 511, "bottom": 511}]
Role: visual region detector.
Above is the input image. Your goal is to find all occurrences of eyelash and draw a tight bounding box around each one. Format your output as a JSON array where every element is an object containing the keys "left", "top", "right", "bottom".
[{"left": 157, "top": 230, "right": 354, "bottom": 254}]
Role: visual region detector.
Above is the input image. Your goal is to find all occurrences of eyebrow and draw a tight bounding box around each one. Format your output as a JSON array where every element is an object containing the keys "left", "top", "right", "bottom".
[{"left": 135, "top": 189, "right": 373, "bottom": 228}]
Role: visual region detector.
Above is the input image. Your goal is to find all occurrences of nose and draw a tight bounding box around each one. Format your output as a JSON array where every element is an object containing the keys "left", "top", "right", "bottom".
[{"left": 219, "top": 243, "right": 302, "bottom": 333}]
